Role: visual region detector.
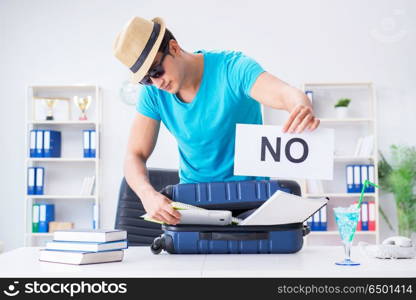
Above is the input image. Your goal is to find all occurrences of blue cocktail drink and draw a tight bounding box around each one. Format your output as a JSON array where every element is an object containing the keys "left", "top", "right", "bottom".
[{"left": 334, "top": 205, "right": 360, "bottom": 266}]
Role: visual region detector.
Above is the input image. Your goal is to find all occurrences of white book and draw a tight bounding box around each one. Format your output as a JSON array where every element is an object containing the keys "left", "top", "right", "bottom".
[
  {"left": 238, "top": 191, "right": 328, "bottom": 226},
  {"left": 39, "top": 249, "right": 124, "bottom": 265},
  {"left": 80, "top": 177, "right": 89, "bottom": 195},
  {"left": 306, "top": 179, "right": 324, "bottom": 194},
  {"left": 354, "top": 137, "right": 364, "bottom": 157},
  {"left": 53, "top": 229, "right": 127, "bottom": 243},
  {"left": 46, "top": 240, "right": 128, "bottom": 252},
  {"left": 88, "top": 176, "right": 96, "bottom": 195}
]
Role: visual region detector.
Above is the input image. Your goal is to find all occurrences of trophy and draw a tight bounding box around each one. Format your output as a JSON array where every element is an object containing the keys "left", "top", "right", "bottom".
[
  {"left": 43, "top": 98, "right": 57, "bottom": 120},
  {"left": 73, "top": 96, "right": 92, "bottom": 120}
]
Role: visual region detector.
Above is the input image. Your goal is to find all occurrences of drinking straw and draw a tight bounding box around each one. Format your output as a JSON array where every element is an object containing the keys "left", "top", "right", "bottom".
[{"left": 357, "top": 179, "right": 379, "bottom": 209}]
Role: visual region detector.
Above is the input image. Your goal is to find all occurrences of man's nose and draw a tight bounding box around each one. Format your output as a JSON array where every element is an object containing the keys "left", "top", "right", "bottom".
[{"left": 151, "top": 77, "right": 164, "bottom": 89}]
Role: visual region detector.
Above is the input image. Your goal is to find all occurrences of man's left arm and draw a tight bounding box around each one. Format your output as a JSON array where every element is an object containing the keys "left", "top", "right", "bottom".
[{"left": 250, "top": 72, "right": 320, "bottom": 133}]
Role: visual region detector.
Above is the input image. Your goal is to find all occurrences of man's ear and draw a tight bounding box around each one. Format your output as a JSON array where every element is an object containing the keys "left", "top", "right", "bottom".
[{"left": 169, "top": 39, "right": 181, "bottom": 56}]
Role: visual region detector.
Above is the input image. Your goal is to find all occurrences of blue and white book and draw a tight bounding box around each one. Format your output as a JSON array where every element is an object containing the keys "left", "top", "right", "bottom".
[
  {"left": 39, "top": 249, "right": 124, "bottom": 265},
  {"left": 53, "top": 229, "right": 127, "bottom": 243},
  {"left": 45, "top": 240, "right": 128, "bottom": 252},
  {"left": 43, "top": 130, "right": 61, "bottom": 157}
]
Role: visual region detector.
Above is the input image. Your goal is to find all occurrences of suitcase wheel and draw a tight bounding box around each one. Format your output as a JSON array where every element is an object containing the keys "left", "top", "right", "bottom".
[{"left": 151, "top": 237, "right": 163, "bottom": 255}]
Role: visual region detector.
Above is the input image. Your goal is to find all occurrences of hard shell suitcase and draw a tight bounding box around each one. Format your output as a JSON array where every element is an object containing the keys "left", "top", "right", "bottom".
[{"left": 151, "top": 180, "right": 311, "bottom": 254}]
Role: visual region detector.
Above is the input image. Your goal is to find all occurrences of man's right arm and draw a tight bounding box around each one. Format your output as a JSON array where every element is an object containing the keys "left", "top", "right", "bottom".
[{"left": 124, "top": 112, "right": 180, "bottom": 224}]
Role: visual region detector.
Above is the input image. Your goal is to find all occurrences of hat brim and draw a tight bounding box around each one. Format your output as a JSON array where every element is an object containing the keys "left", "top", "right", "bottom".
[{"left": 130, "top": 17, "right": 166, "bottom": 84}]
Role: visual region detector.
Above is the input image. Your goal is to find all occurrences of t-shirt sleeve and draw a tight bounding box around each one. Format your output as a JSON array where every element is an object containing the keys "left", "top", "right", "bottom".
[
  {"left": 226, "top": 51, "right": 265, "bottom": 99},
  {"left": 136, "top": 86, "right": 161, "bottom": 121}
]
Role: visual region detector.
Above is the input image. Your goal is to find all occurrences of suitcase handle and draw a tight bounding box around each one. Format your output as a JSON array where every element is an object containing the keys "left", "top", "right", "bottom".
[{"left": 199, "top": 232, "right": 269, "bottom": 241}]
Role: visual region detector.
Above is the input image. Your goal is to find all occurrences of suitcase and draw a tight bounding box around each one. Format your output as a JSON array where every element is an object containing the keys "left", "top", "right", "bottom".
[{"left": 150, "top": 180, "right": 311, "bottom": 254}]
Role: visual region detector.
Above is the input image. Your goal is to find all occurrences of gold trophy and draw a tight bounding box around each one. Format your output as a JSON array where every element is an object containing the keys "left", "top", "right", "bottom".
[
  {"left": 73, "top": 96, "right": 92, "bottom": 121},
  {"left": 43, "top": 98, "right": 57, "bottom": 120}
]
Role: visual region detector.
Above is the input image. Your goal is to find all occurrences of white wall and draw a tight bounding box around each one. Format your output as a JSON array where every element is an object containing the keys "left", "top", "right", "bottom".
[{"left": 0, "top": 0, "right": 415, "bottom": 251}]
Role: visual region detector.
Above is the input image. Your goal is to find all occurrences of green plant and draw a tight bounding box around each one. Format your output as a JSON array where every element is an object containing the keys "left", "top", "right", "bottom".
[
  {"left": 378, "top": 145, "right": 416, "bottom": 237},
  {"left": 334, "top": 98, "right": 351, "bottom": 108}
]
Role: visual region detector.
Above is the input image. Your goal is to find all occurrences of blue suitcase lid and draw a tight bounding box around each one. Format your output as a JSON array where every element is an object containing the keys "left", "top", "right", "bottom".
[{"left": 171, "top": 180, "right": 297, "bottom": 210}]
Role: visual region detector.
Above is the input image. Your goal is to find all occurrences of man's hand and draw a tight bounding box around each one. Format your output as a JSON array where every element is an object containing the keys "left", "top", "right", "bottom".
[
  {"left": 282, "top": 104, "right": 320, "bottom": 133},
  {"left": 141, "top": 190, "right": 181, "bottom": 225}
]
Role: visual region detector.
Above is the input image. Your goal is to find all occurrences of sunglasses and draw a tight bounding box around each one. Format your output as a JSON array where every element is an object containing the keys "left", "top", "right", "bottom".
[{"left": 139, "top": 41, "right": 170, "bottom": 85}]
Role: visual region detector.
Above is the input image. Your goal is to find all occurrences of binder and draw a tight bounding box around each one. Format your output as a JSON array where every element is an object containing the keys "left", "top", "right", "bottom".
[
  {"left": 38, "top": 204, "right": 55, "bottom": 233},
  {"left": 353, "top": 165, "right": 361, "bottom": 193},
  {"left": 93, "top": 203, "right": 98, "bottom": 229},
  {"left": 353, "top": 201, "right": 361, "bottom": 231},
  {"left": 83, "top": 130, "right": 90, "bottom": 158},
  {"left": 35, "top": 167, "right": 45, "bottom": 195},
  {"left": 369, "top": 202, "right": 376, "bottom": 231},
  {"left": 35, "top": 130, "right": 44, "bottom": 157},
  {"left": 43, "top": 130, "right": 61, "bottom": 157},
  {"left": 312, "top": 211, "right": 320, "bottom": 231},
  {"left": 32, "top": 204, "right": 40, "bottom": 233},
  {"left": 319, "top": 206, "right": 327, "bottom": 231},
  {"left": 368, "top": 165, "right": 375, "bottom": 193},
  {"left": 27, "top": 167, "right": 36, "bottom": 195},
  {"left": 361, "top": 165, "right": 369, "bottom": 192},
  {"left": 306, "top": 216, "right": 313, "bottom": 230},
  {"left": 346, "top": 165, "right": 354, "bottom": 193},
  {"left": 90, "top": 130, "right": 96, "bottom": 158},
  {"left": 30, "top": 130, "right": 37, "bottom": 157},
  {"left": 361, "top": 201, "right": 369, "bottom": 231}
]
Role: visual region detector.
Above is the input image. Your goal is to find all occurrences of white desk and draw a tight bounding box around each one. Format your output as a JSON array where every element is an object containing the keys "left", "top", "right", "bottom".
[{"left": 0, "top": 246, "right": 414, "bottom": 278}]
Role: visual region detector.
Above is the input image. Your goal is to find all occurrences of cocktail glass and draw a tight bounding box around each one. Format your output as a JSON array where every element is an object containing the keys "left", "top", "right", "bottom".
[{"left": 333, "top": 205, "right": 360, "bottom": 266}]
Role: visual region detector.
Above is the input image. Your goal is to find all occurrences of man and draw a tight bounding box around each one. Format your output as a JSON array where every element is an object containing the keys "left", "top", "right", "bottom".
[{"left": 113, "top": 16, "right": 320, "bottom": 226}]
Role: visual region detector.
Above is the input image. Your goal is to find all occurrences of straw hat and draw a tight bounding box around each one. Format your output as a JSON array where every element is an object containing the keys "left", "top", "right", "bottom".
[{"left": 113, "top": 16, "right": 166, "bottom": 83}]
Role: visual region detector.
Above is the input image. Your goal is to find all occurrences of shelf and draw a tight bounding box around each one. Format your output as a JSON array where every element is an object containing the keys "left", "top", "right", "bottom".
[
  {"left": 334, "top": 156, "right": 375, "bottom": 162},
  {"left": 304, "top": 82, "right": 372, "bottom": 87},
  {"left": 26, "top": 195, "right": 96, "bottom": 200},
  {"left": 26, "top": 233, "right": 54, "bottom": 237},
  {"left": 309, "top": 231, "right": 376, "bottom": 235},
  {"left": 305, "top": 193, "right": 376, "bottom": 198},
  {"left": 27, "top": 121, "right": 97, "bottom": 126},
  {"left": 319, "top": 118, "right": 373, "bottom": 124},
  {"left": 27, "top": 158, "right": 97, "bottom": 163}
]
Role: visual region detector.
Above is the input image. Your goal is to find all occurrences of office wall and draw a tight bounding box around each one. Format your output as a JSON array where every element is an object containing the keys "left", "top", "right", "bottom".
[{"left": 0, "top": 0, "right": 415, "bottom": 251}]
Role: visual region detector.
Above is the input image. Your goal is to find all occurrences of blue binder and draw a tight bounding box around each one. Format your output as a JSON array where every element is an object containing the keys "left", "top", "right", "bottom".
[
  {"left": 353, "top": 165, "right": 361, "bottom": 193},
  {"left": 30, "top": 130, "right": 37, "bottom": 157},
  {"left": 35, "top": 167, "right": 45, "bottom": 195},
  {"left": 346, "top": 165, "right": 354, "bottom": 193},
  {"left": 90, "top": 130, "right": 96, "bottom": 158},
  {"left": 83, "top": 130, "right": 91, "bottom": 158},
  {"left": 35, "top": 130, "right": 44, "bottom": 157},
  {"left": 43, "top": 130, "right": 61, "bottom": 157},
  {"left": 368, "top": 165, "right": 375, "bottom": 193},
  {"left": 38, "top": 204, "right": 55, "bottom": 233},
  {"left": 27, "top": 167, "right": 36, "bottom": 195},
  {"left": 361, "top": 202, "right": 369, "bottom": 231},
  {"left": 319, "top": 206, "right": 327, "bottom": 231}
]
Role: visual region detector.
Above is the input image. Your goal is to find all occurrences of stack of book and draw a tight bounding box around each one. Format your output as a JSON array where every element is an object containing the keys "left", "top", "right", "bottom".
[{"left": 39, "top": 229, "right": 128, "bottom": 265}]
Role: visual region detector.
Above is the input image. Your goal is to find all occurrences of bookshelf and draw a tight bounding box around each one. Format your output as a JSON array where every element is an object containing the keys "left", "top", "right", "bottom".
[
  {"left": 24, "top": 85, "right": 101, "bottom": 246},
  {"left": 301, "top": 82, "right": 380, "bottom": 246}
]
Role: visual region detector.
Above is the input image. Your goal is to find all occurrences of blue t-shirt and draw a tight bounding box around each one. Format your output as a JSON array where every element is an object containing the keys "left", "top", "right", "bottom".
[{"left": 137, "top": 50, "right": 267, "bottom": 183}]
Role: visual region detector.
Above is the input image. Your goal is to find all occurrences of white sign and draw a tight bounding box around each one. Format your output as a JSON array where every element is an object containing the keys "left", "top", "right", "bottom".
[{"left": 234, "top": 124, "right": 334, "bottom": 180}]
